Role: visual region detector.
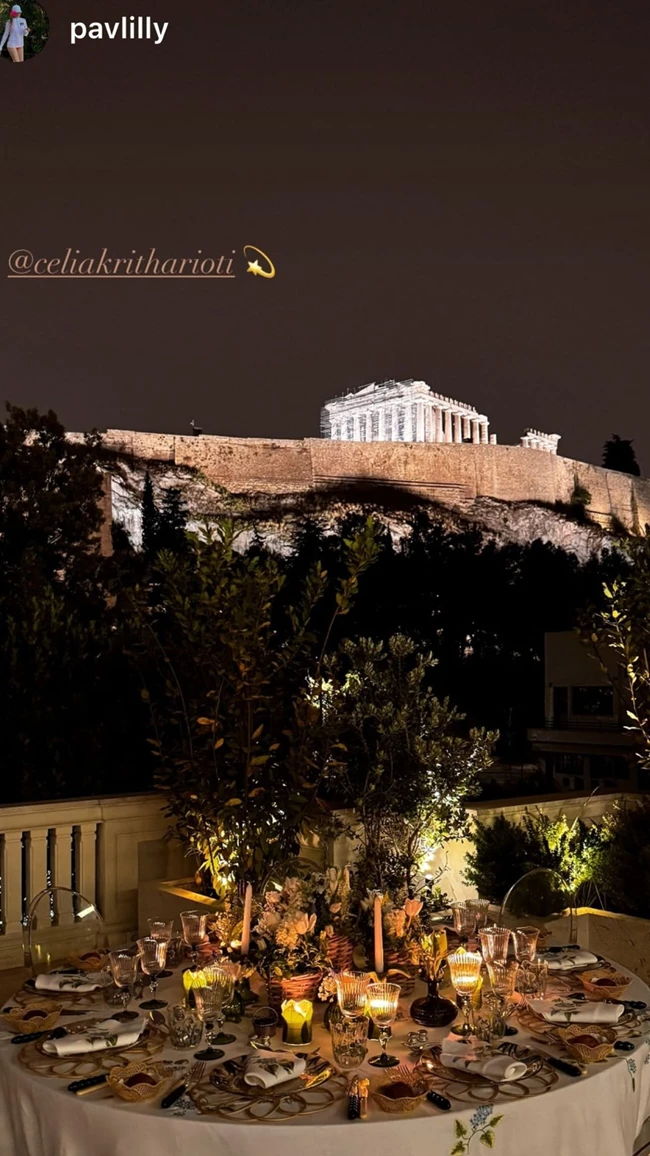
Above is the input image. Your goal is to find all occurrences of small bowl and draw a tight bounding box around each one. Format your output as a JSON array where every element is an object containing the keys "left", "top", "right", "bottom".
[
  {"left": 372, "top": 1075, "right": 428, "bottom": 1114},
  {"left": 579, "top": 970, "right": 630, "bottom": 1002},
  {"left": 557, "top": 1024, "right": 615, "bottom": 1063},
  {"left": 108, "top": 1060, "right": 174, "bottom": 1102},
  {"left": 66, "top": 951, "right": 110, "bottom": 973},
  {"left": 2, "top": 1000, "right": 62, "bottom": 1034}
]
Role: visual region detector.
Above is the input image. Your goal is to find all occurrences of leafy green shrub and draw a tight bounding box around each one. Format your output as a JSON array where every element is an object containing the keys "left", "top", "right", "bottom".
[
  {"left": 463, "top": 810, "right": 609, "bottom": 904},
  {"left": 592, "top": 799, "right": 650, "bottom": 919}
]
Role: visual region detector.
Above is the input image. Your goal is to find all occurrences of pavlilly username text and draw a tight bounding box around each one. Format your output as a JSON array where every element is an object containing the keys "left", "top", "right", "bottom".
[
  {"left": 71, "top": 17, "right": 169, "bottom": 45},
  {"left": 8, "top": 248, "right": 236, "bottom": 277}
]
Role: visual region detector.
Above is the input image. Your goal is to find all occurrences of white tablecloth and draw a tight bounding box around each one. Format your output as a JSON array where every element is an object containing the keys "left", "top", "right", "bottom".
[{"left": 1, "top": 964, "right": 650, "bottom": 1156}]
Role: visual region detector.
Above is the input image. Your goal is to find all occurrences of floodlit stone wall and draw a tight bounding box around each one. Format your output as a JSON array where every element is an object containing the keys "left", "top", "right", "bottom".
[{"left": 99, "top": 430, "right": 650, "bottom": 532}]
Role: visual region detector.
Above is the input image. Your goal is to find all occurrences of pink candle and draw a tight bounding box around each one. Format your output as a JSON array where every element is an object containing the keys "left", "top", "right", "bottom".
[
  {"left": 373, "top": 894, "right": 384, "bottom": 975},
  {"left": 241, "top": 883, "right": 253, "bottom": 956}
]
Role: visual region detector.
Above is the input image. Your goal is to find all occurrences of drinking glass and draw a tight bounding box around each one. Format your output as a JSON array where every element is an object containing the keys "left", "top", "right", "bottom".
[
  {"left": 473, "top": 991, "right": 510, "bottom": 1043},
  {"left": 251, "top": 1005, "right": 278, "bottom": 1049},
  {"left": 335, "top": 971, "right": 371, "bottom": 1021},
  {"left": 468, "top": 899, "right": 491, "bottom": 930},
  {"left": 487, "top": 960, "right": 519, "bottom": 1000},
  {"left": 366, "top": 982, "right": 401, "bottom": 1068},
  {"left": 167, "top": 1002, "right": 203, "bottom": 1049},
  {"left": 447, "top": 950, "right": 482, "bottom": 1038},
  {"left": 137, "top": 936, "right": 168, "bottom": 1009},
  {"left": 193, "top": 986, "right": 226, "bottom": 1060},
  {"left": 478, "top": 925, "right": 511, "bottom": 964},
  {"left": 180, "top": 910, "right": 208, "bottom": 964},
  {"left": 330, "top": 1017, "right": 369, "bottom": 1069},
  {"left": 148, "top": 919, "right": 174, "bottom": 977},
  {"left": 451, "top": 902, "right": 478, "bottom": 942},
  {"left": 109, "top": 951, "right": 139, "bottom": 1012},
  {"left": 517, "top": 960, "right": 548, "bottom": 1003},
  {"left": 512, "top": 926, "right": 540, "bottom": 964},
  {"left": 203, "top": 963, "right": 237, "bottom": 1045}
]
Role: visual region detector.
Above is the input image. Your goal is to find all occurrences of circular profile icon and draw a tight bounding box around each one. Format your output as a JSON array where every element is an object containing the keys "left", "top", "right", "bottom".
[{"left": 0, "top": 1, "right": 48, "bottom": 62}]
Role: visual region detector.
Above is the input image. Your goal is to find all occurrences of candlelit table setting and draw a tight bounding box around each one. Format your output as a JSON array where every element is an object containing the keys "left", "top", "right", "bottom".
[{"left": 2, "top": 896, "right": 650, "bottom": 1156}]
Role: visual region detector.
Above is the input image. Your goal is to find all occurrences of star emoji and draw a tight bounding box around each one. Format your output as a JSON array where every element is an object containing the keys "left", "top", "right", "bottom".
[{"left": 247, "top": 259, "right": 263, "bottom": 275}]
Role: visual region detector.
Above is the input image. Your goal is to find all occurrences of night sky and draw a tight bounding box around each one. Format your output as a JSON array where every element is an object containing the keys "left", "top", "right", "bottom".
[{"left": 3, "top": 0, "right": 650, "bottom": 470}]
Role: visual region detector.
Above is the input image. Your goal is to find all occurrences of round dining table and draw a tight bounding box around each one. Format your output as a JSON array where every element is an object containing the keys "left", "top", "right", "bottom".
[{"left": 1, "top": 961, "right": 650, "bottom": 1156}]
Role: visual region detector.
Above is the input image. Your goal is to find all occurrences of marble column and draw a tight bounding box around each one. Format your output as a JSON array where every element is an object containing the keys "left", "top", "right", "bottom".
[
  {"left": 444, "top": 408, "right": 453, "bottom": 443},
  {"left": 471, "top": 419, "right": 481, "bottom": 444},
  {"left": 462, "top": 416, "right": 471, "bottom": 441},
  {"left": 453, "top": 412, "right": 463, "bottom": 443},
  {"left": 435, "top": 406, "right": 444, "bottom": 442},
  {"left": 416, "top": 403, "right": 425, "bottom": 442},
  {"left": 480, "top": 421, "right": 489, "bottom": 444}
]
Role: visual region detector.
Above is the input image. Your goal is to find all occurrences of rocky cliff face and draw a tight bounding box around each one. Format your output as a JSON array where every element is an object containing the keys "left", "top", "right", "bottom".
[{"left": 109, "top": 457, "right": 616, "bottom": 563}]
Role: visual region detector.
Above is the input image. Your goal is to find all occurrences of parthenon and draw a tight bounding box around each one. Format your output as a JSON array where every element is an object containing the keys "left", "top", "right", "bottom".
[{"left": 320, "top": 379, "right": 494, "bottom": 445}]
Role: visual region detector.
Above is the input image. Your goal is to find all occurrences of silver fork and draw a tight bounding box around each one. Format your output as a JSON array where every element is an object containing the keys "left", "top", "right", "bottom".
[{"left": 187, "top": 1061, "right": 206, "bottom": 1090}]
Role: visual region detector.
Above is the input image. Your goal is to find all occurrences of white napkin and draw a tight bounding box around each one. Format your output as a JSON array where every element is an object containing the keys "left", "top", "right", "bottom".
[
  {"left": 439, "top": 1035, "right": 528, "bottom": 1082},
  {"left": 529, "top": 998, "right": 624, "bottom": 1024},
  {"left": 35, "top": 973, "right": 101, "bottom": 993},
  {"left": 42, "top": 1017, "right": 145, "bottom": 1056},
  {"left": 539, "top": 949, "right": 599, "bottom": 972},
  {"left": 243, "top": 1051, "right": 306, "bottom": 1089}
]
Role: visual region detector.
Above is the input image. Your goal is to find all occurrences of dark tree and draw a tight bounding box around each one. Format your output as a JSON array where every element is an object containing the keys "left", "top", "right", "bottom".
[
  {"left": 157, "top": 487, "right": 189, "bottom": 554},
  {"left": 603, "top": 434, "right": 641, "bottom": 476},
  {"left": 141, "top": 472, "right": 160, "bottom": 558}
]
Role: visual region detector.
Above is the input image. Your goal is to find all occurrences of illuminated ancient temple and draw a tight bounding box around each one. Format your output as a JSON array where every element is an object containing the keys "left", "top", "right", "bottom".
[{"left": 320, "top": 379, "right": 493, "bottom": 444}]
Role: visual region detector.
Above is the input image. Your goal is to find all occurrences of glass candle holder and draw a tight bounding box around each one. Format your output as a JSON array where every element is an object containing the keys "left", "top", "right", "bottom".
[
  {"left": 487, "top": 960, "right": 519, "bottom": 1000},
  {"left": 167, "top": 1002, "right": 203, "bottom": 1049},
  {"left": 478, "top": 926, "right": 511, "bottom": 964},
  {"left": 330, "top": 1017, "right": 369, "bottom": 1069},
  {"left": 180, "top": 910, "right": 208, "bottom": 964},
  {"left": 512, "top": 926, "right": 540, "bottom": 964},
  {"left": 447, "top": 949, "right": 482, "bottom": 1038},
  {"left": 281, "top": 998, "right": 314, "bottom": 1045},
  {"left": 335, "top": 971, "right": 371, "bottom": 1021},
  {"left": 366, "top": 981, "right": 401, "bottom": 1068},
  {"left": 251, "top": 1005, "right": 279, "bottom": 1049}
]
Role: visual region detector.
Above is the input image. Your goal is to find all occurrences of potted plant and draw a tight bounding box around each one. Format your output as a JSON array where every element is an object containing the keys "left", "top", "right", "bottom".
[{"left": 252, "top": 876, "right": 331, "bottom": 1008}]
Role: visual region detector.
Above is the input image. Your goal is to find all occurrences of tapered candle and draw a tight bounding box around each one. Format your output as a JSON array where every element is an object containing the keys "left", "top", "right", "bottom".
[
  {"left": 373, "top": 894, "right": 384, "bottom": 976},
  {"left": 241, "top": 882, "right": 253, "bottom": 956}
]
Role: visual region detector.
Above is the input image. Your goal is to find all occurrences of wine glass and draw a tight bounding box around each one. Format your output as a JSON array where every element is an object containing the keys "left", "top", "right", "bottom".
[
  {"left": 204, "top": 963, "right": 237, "bottom": 1045},
  {"left": 450, "top": 902, "right": 478, "bottom": 945},
  {"left": 478, "top": 925, "right": 511, "bottom": 964},
  {"left": 487, "top": 960, "right": 519, "bottom": 1001},
  {"left": 366, "top": 981, "right": 401, "bottom": 1068},
  {"left": 193, "top": 986, "right": 226, "bottom": 1061},
  {"left": 512, "top": 926, "right": 540, "bottom": 964},
  {"left": 108, "top": 951, "right": 139, "bottom": 1017},
  {"left": 137, "top": 936, "right": 168, "bottom": 1009},
  {"left": 180, "top": 910, "right": 207, "bottom": 964},
  {"left": 148, "top": 918, "right": 174, "bottom": 978},
  {"left": 335, "top": 971, "right": 371, "bottom": 1021},
  {"left": 447, "top": 950, "right": 482, "bottom": 1038}
]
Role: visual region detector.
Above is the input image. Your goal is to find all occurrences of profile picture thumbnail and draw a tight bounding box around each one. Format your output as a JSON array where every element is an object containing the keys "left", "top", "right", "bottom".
[{"left": 0, "top": 1, "right": 48, "bottom": 62}]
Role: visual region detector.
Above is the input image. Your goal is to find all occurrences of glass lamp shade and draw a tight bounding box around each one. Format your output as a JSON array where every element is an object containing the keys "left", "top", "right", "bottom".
[{"left": 447, "top": 950, "right": 482, "bottom": 995}]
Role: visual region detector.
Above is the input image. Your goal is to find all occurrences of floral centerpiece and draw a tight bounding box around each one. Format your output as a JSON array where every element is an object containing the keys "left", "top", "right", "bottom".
[
  {"left": 313, "top": 867, "right": 356, "bottom": 971},
  {"left": 251, "top": 876, "right": 331, "bottom": 1007}
]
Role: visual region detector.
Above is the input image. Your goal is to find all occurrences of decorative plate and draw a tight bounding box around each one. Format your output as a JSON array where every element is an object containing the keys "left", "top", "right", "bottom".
[
  {"left": 190, "top": 1057, "right": 349, "bottom": 1121},
  {"left": 13, "top": 974, "right": 105, "bottom": 1009},
  {"left": 420, "top": 1045, "right": 558, "bottom": 1104},
  {"left": 516, "top": 1003, "right": 640, "bottom": 1041},
  {"left": 17, "top": 1020, "right": 165, "bottom": 1080}
]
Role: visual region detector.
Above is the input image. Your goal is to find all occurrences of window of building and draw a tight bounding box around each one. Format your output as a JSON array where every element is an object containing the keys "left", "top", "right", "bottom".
[
  {"left": 371, "top": 411, "right": 379, "bottom": 440},
  {"left": 589, "top": 755, "right": 630, "bottom": 783},
  {"left": 571, "top": 686, "right": 614, "bottom": 717}
]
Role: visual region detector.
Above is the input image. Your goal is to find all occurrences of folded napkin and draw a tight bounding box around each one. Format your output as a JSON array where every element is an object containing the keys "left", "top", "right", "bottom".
[
  {"left": 42, "top": 1017, "right": 146, "bottom": 1056},
  {"left": 35, "top": 973, "right": 101, "bottom": 994},
  {"left": 538, "top": 949, "right": 599, "bottom": 972},
  {"left": 243, "top": 1051, "right": 306, "bottom": 1089},
  {"left": 529, "top": 998, "right": 624, "bottom": 1024},
  {"left": 439, "top": 1035, "right": 528, "bottom": 1082}
]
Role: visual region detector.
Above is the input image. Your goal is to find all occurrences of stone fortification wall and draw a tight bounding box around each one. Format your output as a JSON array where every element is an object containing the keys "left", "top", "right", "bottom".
[{"left": 101, "top": 430, "right": 650, "bottom": 532}]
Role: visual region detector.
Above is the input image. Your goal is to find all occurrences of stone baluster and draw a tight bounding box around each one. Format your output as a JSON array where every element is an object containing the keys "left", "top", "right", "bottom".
[
  {"left": 2, "top": 830, "right": 24, "bottom": 935},
  {"left": 52, "top": 826, "right": 74, "bottom": 924},
  {"left": 75, "top": 822, "right": 97, "bottom": 906},
  {"left": 25, "top": 827, "right": 50, "bottom": 911}
]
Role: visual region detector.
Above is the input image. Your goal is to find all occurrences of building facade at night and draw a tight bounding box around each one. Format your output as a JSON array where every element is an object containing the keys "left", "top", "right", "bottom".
[{"left": 320, "top": 379, "right": 493, "bottom": 445}]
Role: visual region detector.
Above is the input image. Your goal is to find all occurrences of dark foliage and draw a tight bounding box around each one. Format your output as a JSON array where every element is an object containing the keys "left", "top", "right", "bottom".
[{"left": 603, "top": 434, "right": 641, "bottom": 477}]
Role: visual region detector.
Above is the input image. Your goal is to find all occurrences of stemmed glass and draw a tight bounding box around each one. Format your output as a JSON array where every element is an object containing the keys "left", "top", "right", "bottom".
[
  {"left": 148, "top": 919, "right": 174, "bottom": 978},
  {"left": 193, "top": 986, "right": 226, "bottom": 1061},
  {"left": 450, "top": 902, "right": 478, "bottom": 945},
  {"left": 486, "top": 960, "right": 519, "bottom": 1002},
  {"left": 447, "top": 950, "right": 482, "bottom": 1038},
  {"left": 109, "top": 951, "right": 139, "bottom": 1018},
  {"left": 203, "top": 963, "right": 237, "bottom": 1045},
  {"left": 512, "top": 926, "right": 540, "bottom": 964},
  {"left": 137, "top": 936, "right": 168, "bottom": 1009},
  {"left": 478, "top": 926, "right": 511, "bottom": 964},
  {"left": 366, "top": 982, "right": 401, "bottom": 1068},
  {"left": 335, "top": 971, "right": 371, "bottom": 1020},
  {"left": 180, "top": 910, "right": 207, "bottom": 964}
]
